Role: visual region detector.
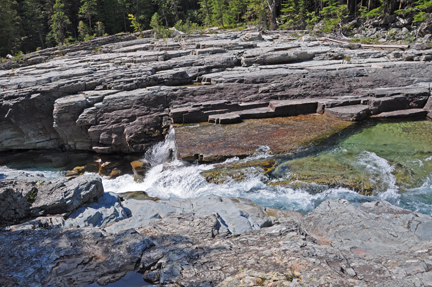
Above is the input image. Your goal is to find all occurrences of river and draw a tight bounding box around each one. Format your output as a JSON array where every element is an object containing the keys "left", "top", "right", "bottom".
[{"left": 2, "top": 118, "right": 432, "bottom": 215}]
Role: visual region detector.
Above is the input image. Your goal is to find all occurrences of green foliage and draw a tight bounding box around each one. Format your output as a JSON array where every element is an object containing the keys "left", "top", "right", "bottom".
[
  {"left": 414, "top": 11, "right": 428, "bottom": 22},
  {"left": 128, "top": 13, "right": 143, "bottom": 33},
  {"left": 311, "top": 4, "right": 348, "bottom": 33},
  {"left": 26, "top": 187, "right": 38, "bottom": 204},
  {"left": 364, "top": 6, "right": 383, "bottom": 18},
  {"left": 12, "top": 51, "right": 23, "bottom": 62},
  {"left": 95, "top": 21, "right": 105, "bottom": 37},
  {"left": 84, "top": 33, "right": 95, "bottom": 41},
  {"left": 150, "top": 12, "right": 171, "bottom": 38},
  {"left": 280, "top": 0, "right": 308, "bottom": 29},
  {"left": 394, "top": 7, "right": 416, "bottom": 15},
  {"left": 79, "top": 0, "right": 97, "bottom": 33},
  {"left": 174, "top": 19, "right": 203, "bottom": 33},
  {"left": 244, "top": 0, "right": 269, "bottom": 30},
  {"left": 0, "top": 0, "right": 20, "bottom": 57},
  {"left": 78, "top": 20, "right": 89, "bottom": 41},
  {"left": 50, "top": 0, "right": 71, "bottom": 45},
  {"left": 150, "top": 12, "right": 162, "bottom": 30},
  {"left": 19, "top": 0, "right": 47, "bottom": 53},
  {"left": 415, "top": 0, "right": 432, "bottom": 11}
]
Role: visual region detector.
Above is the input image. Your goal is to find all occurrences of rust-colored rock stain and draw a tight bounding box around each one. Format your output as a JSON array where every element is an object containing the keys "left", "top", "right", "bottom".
[{"left": 174, "top": 115, "right": 353, "bottom": 162}]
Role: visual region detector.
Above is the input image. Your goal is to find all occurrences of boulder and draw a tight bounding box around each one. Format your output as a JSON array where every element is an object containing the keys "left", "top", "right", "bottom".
[
  {"left": 0, "top": 173, "right": 104, "bottom": 223},
  {"left": 63, "top": 192, "right": 128, "bottom": 228},
  {"left": 424, "top": 95, "right": 432, "bottom": 111},
  {"left": 419, "top": 20, "right": 432, "bottom": 37},
  {"left": 325, "top": 105, "right": 370, "bottom": 121},
  {"left": 241, "top": 32, "right": 264, "bottom": 42}
]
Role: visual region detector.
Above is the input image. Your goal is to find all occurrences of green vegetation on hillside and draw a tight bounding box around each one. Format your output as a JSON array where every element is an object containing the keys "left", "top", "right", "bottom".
[{"left": 0, "top": 0, "right": 431, "bottom": 57}]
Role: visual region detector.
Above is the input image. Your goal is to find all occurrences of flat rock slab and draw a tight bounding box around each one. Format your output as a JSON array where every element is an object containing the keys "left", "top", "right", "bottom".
[
  {"left": 325, "top": 104, "right": 370, "bottom": 121},
  {"left": 175, "top": 115, "right": 353, "bottom": 162},
  {"left": 372, "top": 108, "right": 428, "bottom": 118}
]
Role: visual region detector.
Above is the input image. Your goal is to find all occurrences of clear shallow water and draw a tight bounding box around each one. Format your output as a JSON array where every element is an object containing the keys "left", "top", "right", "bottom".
[
  {"left": 103, "top": 119, "right": 432, "bottom": 215},
  {"left": 1, "top": 120, "right": 432, "bottom": 215}
]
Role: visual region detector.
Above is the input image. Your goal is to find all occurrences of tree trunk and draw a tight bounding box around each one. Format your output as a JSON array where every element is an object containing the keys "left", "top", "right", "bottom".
[
  {"left": 204, "top": 0, "right": 211, "bottom": 25},
  {"left": 348, "top": 0, "right": 356, "bottom": 15},
  {"left": 123, "top": 13, "right": 127, "bottom": 31},
  {"left": 173, "top": 0, "right": 179, "bottom": 22},
  {"left": 219, "top": 5, "right": 224, "bottom": 27},
  {"left": 162, "top": 8, "right": 169, "bottom": 27},
  {"left": 38, "top": 31, "right": 45, "bottom": 49},
  {"left": 267, "top": 0, "right": 278, "bottom": 30}
]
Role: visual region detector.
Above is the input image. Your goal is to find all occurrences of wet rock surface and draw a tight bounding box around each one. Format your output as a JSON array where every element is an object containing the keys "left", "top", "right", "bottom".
[
  {"left": 175, "top": 115, "right": 353, "bottom": 162},
  {"left": 1, "top": 31, "right": 432, "bottom": 155}
]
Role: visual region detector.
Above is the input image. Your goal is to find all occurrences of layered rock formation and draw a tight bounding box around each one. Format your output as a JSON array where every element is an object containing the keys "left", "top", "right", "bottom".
[
  {"left": 2, "top": 30, "right": 432, "bottom": 287},
  {"left": 3, "top": 178, "right": 432, "bottom": 286},
  {"left": 1, "top": 31, "right": 432, "bottom": 156}
]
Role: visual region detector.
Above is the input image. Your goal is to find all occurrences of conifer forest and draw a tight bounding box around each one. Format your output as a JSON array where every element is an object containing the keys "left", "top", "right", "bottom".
[{"left": 1, "top": 0, "right": 432, "bottom": 56}]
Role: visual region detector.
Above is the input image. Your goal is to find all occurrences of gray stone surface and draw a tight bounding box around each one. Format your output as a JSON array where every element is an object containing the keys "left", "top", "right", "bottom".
[
  {"left": 1, "top": 30, "right": 432, "bottom": 154},
  {"left": 0, "top": 228, "right": 154, "bottom": 287},
  {"left": 104, "top": 195, "right": 300, "bottom": 235},
  {"left": 0, "top": 173, "right": 103, "bottom": 223},
  {"left": 325, "top": 104, "right": 370, "bottom": 121},
  {"left": 63, "top": 192, "right": 127, "bottom": 228},
  {"left": 2, "top": 196, "right": 432, "bottom": 286},
  {"left": 372, "top": 108, "right": 428, "bottom": 118}
]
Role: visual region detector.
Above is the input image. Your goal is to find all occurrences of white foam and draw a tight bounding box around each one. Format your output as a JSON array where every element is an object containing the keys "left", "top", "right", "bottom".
[{"left": 355, "top": 151, "right": 398, "bottom": 193}]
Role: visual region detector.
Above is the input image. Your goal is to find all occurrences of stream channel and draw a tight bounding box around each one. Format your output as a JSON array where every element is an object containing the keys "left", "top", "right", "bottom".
[{"left": 1, "top": 118, "right": 432, "bottom": 215}]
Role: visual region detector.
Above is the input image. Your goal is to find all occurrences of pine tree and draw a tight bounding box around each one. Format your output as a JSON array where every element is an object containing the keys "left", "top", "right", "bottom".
[
  {"left": 244, "top": 0, "right": 269, "bottom": 30},
  {"left": 198, "top": 0, "right": 212, "bottom": 25},
  {"left": 227, "top": 0, "right": 247, "bottom": 24},
  {"left": 98, "top": 0, "right": 122, "bottom": 34},
  {"left": 50, "top": 0, "right": 71, "bottom": 45},
  {"left": 281, "top": 0, "right": 307, "bottom": 29},
  {"left": 77, "top": 20, "right": 89, "bottom": 40},
  {"left": 0, "top": 0, "right": 20, "bottom": 56},
  {"left": 20, "top": 0, "right": 47, "bottom": 51},
  {"left": 210, "top": 0, "right": 228, "bottom": 27},
  {"left": 78, "top": 0, "right": 97, "bottom": 34}
]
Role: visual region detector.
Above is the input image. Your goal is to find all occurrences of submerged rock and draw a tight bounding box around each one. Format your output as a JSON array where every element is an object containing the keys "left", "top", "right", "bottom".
[
  {"left": 175, "top": 115, "right": 353, "bottom": 162},
  {"left": 201, "top": 158, "right": 276, "bottom": 184}
]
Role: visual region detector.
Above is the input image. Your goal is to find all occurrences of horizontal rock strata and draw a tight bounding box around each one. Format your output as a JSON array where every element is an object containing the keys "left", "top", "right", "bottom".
[{"left": 1, "top": 31, "right": 432, "bottom": 155}]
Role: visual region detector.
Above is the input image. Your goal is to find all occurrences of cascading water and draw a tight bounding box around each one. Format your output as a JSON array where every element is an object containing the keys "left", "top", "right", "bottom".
[
  {"left": 103, "top": 119, "right": 432, "bottom": 215},
  {"left": 2, "top": 119, "right": 432, "bottom": 215}
]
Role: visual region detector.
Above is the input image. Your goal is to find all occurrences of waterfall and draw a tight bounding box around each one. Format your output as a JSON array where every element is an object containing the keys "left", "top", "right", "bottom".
[{"left": 143, "top": 126, "right": 177, "bottom": 167}]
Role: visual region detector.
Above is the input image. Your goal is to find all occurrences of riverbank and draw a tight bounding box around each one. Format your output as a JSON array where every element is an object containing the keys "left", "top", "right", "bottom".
[
  {"left": 1, "top": 28, "right": 432, "bottom": 286},
  {"left": 2, "top": 167, "right": 432, "bottom": 286}
]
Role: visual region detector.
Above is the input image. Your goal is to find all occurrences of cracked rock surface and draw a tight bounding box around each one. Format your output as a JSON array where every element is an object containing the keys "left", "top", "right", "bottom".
[
  {"left": 3, "top": 189, "right": 432, "bottom": 286},
  {"left": 1, "top": 31, "right": 432, "bottom": 155}
]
